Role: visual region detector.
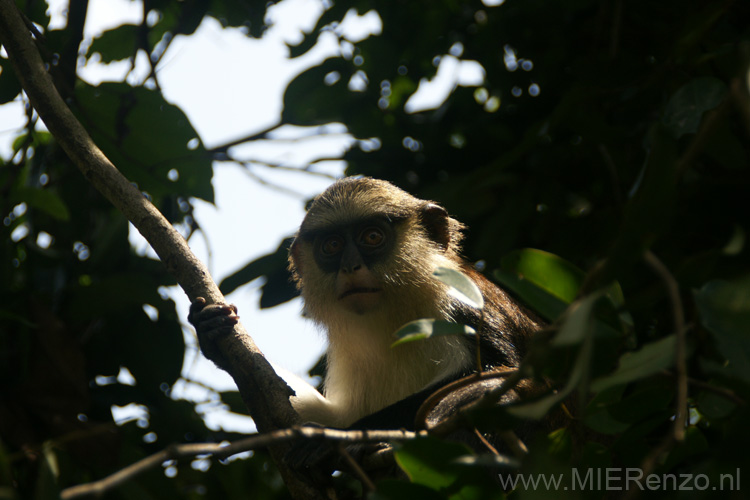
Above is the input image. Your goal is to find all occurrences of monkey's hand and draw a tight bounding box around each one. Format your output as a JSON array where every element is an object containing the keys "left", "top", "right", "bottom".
[{"left": 187, "top": 297, "right": 239, "bottom": 371}]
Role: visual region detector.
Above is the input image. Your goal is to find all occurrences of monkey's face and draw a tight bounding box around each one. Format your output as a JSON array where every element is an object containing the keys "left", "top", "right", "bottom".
[
  {"left": 297, "top": 218, "right": 397, "bottom": 315},
  {"left": 288, "top": 178, "right": 466, "bottom": 330}
]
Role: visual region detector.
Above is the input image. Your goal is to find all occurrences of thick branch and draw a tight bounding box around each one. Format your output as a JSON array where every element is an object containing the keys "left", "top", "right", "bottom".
[{"left": 0, "top": 3, "right": 319, "bottom": 498}]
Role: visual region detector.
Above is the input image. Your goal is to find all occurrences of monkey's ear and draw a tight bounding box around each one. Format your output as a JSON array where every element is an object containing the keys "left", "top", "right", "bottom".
[{"left": 420, "top": 203, "right": 452, "bottom": 250}]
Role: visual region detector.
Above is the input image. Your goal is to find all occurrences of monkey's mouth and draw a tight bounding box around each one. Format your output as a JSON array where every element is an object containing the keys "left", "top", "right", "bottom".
[{"left": 339, "top": 287, "right": 381, "bottom": 300}]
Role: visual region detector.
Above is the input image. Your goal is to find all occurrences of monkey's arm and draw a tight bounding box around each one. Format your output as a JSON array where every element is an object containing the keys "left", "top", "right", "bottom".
[
  {"left": 273, "top": 365, "right": 338, "bottom": 425},
  {"left": 188, "top": 298, "right": 337, "bottom": 423}
]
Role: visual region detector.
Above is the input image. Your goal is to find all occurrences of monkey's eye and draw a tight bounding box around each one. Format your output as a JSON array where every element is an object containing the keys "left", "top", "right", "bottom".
[
  {"left": 359, "top": 227, "right": 385, "bottom": 247},
  {"left": 321, "top": 235, "right": 344, "bottom": 256}
]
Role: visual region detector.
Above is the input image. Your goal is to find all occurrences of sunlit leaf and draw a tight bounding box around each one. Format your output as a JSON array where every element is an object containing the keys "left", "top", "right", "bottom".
[
  {"left": 391, "top": 319, "right": 475, "bottom": 347},
  {"left": 493, "top": 269, "right": 568, "bottom": 321},
  {"left": 501, "top": 248, "right": 584, "bottom": 303},
  {"left": 433, "top": 266, "right": 484, "bottom": 309}
]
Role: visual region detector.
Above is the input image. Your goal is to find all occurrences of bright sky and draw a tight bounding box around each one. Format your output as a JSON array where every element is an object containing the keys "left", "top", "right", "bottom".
[{"left": 0, "top": 0, "right": 486, "bottom": 431}]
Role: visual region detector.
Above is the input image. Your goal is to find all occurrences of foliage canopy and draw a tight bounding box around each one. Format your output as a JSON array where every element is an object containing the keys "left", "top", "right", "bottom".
[{"left": 1, "top": 0, "right": 749, "bottom": 498}]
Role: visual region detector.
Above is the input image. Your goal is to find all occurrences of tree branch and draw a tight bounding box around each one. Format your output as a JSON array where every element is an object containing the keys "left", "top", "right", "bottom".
[
  {"left": 0, "top": 2, "right": 321, "bottom": 498},
  {"left": 643, "top": 250, "right": 687, "bottom": 443},
  {"left": 61, "top": 427, "right": 424, "bottom": 499}
]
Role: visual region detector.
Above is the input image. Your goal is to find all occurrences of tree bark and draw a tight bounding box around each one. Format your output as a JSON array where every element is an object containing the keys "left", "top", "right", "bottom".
[{"left": 0, "top": 2, "right": 322, "bottom": 498}]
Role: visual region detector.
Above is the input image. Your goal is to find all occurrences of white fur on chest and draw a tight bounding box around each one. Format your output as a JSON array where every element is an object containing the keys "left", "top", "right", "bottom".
[
  {"left": 320, "top": 309, "right": 472, "bottom": 427},
  {"left": 290, "top": 254, "right": 474, "bottom": 428}
]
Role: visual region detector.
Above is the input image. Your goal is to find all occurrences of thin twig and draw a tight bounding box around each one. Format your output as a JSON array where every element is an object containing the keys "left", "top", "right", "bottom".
[
  {"left": 661, "top": 370, "right": 746, "bottom": 406},
  {"left": 643, "top": 250, "right": 687, "bottom": 443},
  {"left": 238, "top": 163, "right": 309, "bottom": 198},
  {"left": 496, "top": 430, "right": 528, "bottom": 458},
  {"left": 61, "top": 426, "right": 424, "bottom": 499},
  {"left": 250, "top": 158, "right": 341, "bottom": 178},
  {"left": 206, "top": 124, "right": 286, "bottom": 154},
  {"left": 474, "top": 428, "right": 500, "bottom": 455},
  {"left": 623, "top": 435, "right": 675, "bottom": 500}
]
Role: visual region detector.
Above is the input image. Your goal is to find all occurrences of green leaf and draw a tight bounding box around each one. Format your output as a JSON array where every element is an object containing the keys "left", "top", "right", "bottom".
[
  {"left": 0, "top": 57, "right": 22, "bottom": 104},
  {"left": 551, "top": 293, "right": 600, "bottom": 347},
  {"left": 598, "top": 382, "right": 673, "bottom": 425},
  {"left": 34, "top": 442, "right": 61, "bottom": 500},
  {"left": 220, "top": 238, "right": 297, "bottom": 308},
  {"left": 501, "top": 248, "right": 584, "bottom": 304},
  {"left": 433, "top": 267, "right": 484, "bottom": 309},
  {"left": 509, "top": 293, "right": 605, "bottom": 420},
  {"left": 395, "top": 438, "right": 469, "bottom": 489},
  {"left": 221, "top": 391, "right": 250, "bottom": 415},
  {"left": 14, "top": 186, "right": 70, "bottom": 221},
  {"left": 695, "top": 389, "right": 737, "bottom": 419},
  {"left": 74, "top": 83, "right": 214, "bottom": 204},
  {"left": 88, "top": 24, "right": 138, "bottom": 63},
  {"left": 371, "top": 481, "right": 445, "bottom": 500},
  {"left": 493, "top": 269, "right": 568, "bottom": 321},
  {"left": 590, "top": 335, "right": 676, "bottom": 392},
  {"left": 391, "top": 319, "right": 475, "bottom": 347},
  {"left": 125, "top": 308, "right": 185, "bottom": 388},
  {"left": 498, "top": 250, "right": 632, "bottom": 339},
  {"left": 662, "top": 426, "right": 710, "bottom": 471},
  {"left": 393, "top": 437, "right": 503, "bottom": 499},
  {"left": 662, "top": 77, "right": 727, "bottom": 138},
  {"left": 694, "top": 276, "right": 750, "bottom": 383},
  {"left": 0, "top": 309, "right": 36, "bottom": 327},
  {"left": 509, "top": 304, "right": 596, "bottom": 419},
  {"left": 583, "top": 407, "right": 631, "bottom": 434}
]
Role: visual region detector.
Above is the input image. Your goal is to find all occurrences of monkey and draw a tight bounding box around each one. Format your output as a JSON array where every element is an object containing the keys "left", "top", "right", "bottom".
[{"left": 189, "top": 177, "right": 544, "bottom": 437}]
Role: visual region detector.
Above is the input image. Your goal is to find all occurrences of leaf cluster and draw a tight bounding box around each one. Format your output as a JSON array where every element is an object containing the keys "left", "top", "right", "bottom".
[
  {"left": 256, "top": 0, "right": 750, "bottom": 498},
  {"left": 2, "top": 0, "right": 750, "bottom": 498}
]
